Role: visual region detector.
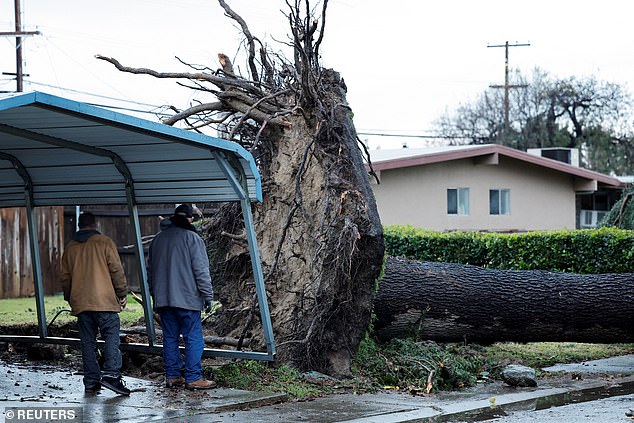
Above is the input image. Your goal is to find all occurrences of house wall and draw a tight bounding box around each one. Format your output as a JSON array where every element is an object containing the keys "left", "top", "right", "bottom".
[{"left": 372, "top": 156, "right": 576, "bottom": 231}]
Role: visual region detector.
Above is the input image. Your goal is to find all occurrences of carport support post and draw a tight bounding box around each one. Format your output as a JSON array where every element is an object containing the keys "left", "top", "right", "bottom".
[
  {"left": 214, "top": 152, "right": 276, "bottom": 357},
  {"left": 240, "top": 197, "right": 276, "bottom": 356},
  {"left": 126, "top": 200, "right": 156, "bottom": 346},
  {"left": 25, "top": 201, "right": 47, "bottom": 338}
]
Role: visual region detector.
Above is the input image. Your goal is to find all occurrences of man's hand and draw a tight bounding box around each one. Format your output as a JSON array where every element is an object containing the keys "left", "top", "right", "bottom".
[
  {"left": 119, "top": 296, "right": 127, "bottom": 310},
  {"left": 204, "top": 299, "right": 213, "bottom": 314}
]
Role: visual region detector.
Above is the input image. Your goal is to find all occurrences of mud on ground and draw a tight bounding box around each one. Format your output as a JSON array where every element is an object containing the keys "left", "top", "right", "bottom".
[{"left": 0, "top": 321, "right": 223, "bottom": 384}]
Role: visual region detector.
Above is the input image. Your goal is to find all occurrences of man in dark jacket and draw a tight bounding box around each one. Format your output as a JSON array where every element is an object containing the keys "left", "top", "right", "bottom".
[
  {"left": 60, "top": 211, "right": 130, "bottom": 395},
  {"left": 148, "top": 204, "right": 215, "bottom": 390}
]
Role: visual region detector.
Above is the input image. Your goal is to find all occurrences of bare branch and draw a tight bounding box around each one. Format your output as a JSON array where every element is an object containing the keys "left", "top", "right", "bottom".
[
  {"left": 95, "top": 54, "right": 262, "bottom": 96},
  {"left": 174, "top": 56, "right": 214, "bottom": 73},
  {"left": 313, "top": 0, "right": 329, "bottom": 61},
  {"left": 162, "top": 102, "right": 225, "bottom": 126},
  {"left": 224, "top": 99, "right": 292, "bottom": 128},
  {"left": 358, "top": 136, "right": 380, "bottom": 184},
  {"left": 217, "top": 53, "right": 236, "bottom": 77},
  {"left": 217, "top": 0, "right": 260, "bottom": 82},
  {"left": 221, "top": 229, "right": 247, "bottom": 242},
  {"left": 259, "top": 45, "right": 275, "bottom": 86},
  {"left": 228, "top": 89, "right": 291, "bottom": 140},
  {"left": 216, "top": 90, "right": 278, "bottom": 113}
]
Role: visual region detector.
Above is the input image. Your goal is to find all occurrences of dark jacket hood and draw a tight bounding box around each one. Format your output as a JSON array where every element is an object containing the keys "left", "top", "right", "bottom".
[
  {"left": 170, "top": 214, "right": 197, "bottom": 232},
  {"left": 72, "top": 229, "right": 100, "bottom": 243}
]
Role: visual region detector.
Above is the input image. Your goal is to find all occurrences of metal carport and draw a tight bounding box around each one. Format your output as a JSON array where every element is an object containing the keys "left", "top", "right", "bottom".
[{"left": 0, "top": 91, "right": 275, "bottom": 361}]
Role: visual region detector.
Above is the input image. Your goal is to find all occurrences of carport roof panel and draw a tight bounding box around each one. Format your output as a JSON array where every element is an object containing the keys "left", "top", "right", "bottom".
[{"left": 0, "top": 91, "right": 262, "bottom": 207}]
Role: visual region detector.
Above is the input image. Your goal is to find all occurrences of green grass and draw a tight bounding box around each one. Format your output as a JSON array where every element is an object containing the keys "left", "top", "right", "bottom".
[
  {"left": 483, "top": 341, "right": 634, "bottom": 370},
  {"left": 0, "top": 295, "right": 145, "bottom": 328}
]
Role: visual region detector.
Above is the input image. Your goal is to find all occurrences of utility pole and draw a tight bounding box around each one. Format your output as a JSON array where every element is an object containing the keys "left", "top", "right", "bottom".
[
  {"left": 488, "top": 41, "right": 530, "bottom": 140},
  {"left": 0, "top": 0, "right": 40, "bottom": 92}
]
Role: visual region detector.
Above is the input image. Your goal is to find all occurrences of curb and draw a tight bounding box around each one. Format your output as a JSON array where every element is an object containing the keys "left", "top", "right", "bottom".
[{"left": 342, "top": 375, "right": 634, "bottom": 422}]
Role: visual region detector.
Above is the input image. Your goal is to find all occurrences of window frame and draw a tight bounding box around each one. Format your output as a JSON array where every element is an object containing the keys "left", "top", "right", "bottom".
[
  {"left": 489, "top": 188, "right": 511, "bottom": 215},
  {"left": 447, "top": 187, "right": 470, "bottom": 215}
]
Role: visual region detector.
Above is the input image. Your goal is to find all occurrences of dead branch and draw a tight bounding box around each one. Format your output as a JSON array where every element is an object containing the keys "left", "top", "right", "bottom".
[
  {"left": 162, "top": 102, "right": 225, "bottom": 126},
  {"left": 130, "top": 291, "right": 162, "bottom": 329},
  {"left": 174, "top": 56, "right": 214, "bottom": 73},
  {"left": 313, "top": 0, "right": 329, "bottom": 62},
  {"left": 259, "top": 46, "right": 275, "bottom": 85},
  {"left": 217, "top": 53, "right": 236, "bottom": 77},
  {"left": 217, "top": 0, "right": 260, "bottom": 82},
  {"left": 205, "top": 335, "right": 252, "bottom": 347},
  {"left": 220, "top": 229, "right": 247, "bottom": 242},
  {"left": 216, "top": 90, "right": 279, "bottom": 114},
  {"left": 121, "top": 326, "right": 250, "bottom": 347},
  {"left": 236, "top": 293, "right": 258, "bottom": 350},
  {"left": 119, "top": 235, "right": 155, "bottom": 250},
  {"left": 223, "top": 97, "right": 292, "bottom": 128},
  {"left": 228, "top": 90, "right": 291, "bottom": 140},
  {"left": 95, "top": 54, "right": 262, "bottom": 96},
  {"left": 358, "top": 135, "right": 380, "bottom": 184}
]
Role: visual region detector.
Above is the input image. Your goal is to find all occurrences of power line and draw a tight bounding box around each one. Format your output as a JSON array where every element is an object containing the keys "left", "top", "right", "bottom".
[
  {"left": 26, "top": 80, "right": 164, "bottom": 109},
  {"left": 357, "top": 131, "right": 471, "bottom": 139},
  {"left": 84, "top": 103, "right": 171, "bottom": 117},
  {"left": 22, "top": 81, "right": 171, "bottom": 117}
]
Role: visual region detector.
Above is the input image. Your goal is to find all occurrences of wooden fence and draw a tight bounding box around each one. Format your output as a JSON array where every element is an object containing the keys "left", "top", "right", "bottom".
[{"left": 0, "top": 207, "right": 64, "bottom": 298}]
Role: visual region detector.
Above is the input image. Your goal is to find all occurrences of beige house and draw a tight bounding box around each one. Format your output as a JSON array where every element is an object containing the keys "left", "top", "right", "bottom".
[{"left": 368, "top": 144, "right": 624, "bottom": 232}]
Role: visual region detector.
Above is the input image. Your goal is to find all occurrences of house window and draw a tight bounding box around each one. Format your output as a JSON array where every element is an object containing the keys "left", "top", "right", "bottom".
[
  {"left": 447, "top": 188, "right": 470, "bottom": 215},
  {"left": 490, "top": 189, "right": 510, "bottom": 215}
]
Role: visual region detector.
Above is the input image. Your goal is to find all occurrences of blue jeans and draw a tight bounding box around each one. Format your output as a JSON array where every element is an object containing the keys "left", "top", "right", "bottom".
[
  {"left": 77, "top": 312, "right": 122, "bottom": 387},
  {"left": 158, "top": 308, "right": 204, "bottom": 383}
]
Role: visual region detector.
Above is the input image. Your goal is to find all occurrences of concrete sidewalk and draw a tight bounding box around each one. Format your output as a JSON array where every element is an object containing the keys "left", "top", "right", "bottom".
[{"left": 1, "top": 355, "right": 633, "bottom": 422}]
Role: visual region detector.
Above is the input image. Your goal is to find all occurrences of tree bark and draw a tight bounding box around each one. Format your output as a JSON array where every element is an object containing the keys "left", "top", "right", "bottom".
[{"left": 374, "top": 257, "right": 634, "bottom": 343}]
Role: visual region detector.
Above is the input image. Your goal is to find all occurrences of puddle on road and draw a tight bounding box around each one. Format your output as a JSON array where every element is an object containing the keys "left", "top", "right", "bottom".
[{"left": 424, "top": 379, "right": 634, "bottom": 422}]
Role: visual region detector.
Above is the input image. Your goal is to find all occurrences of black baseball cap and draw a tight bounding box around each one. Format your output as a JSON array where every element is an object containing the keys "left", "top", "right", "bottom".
[{"left": 175, "top": 204, "right": 193, "bottom": 218}]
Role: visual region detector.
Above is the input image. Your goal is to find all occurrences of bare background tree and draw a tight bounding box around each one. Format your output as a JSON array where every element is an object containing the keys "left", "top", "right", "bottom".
[
  {"left": 434, "top": 68, "right": 634, "bottom": 175},
  {"left": 97, "top": 0, "right": 384, "bottom": 376}
]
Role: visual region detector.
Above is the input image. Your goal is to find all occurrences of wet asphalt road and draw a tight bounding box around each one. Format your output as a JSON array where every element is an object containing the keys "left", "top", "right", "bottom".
[{"left": 488, "top": 393, "right": 634, "bottom": 423}]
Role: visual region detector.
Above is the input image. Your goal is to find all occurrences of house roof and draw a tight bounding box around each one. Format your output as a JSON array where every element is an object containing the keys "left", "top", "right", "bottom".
[
  {"left": 368, "top": 144, "right": 624, "bottom": 189},
  {"left": 0, "top": 91, "right": 262, "bottom": 208}
]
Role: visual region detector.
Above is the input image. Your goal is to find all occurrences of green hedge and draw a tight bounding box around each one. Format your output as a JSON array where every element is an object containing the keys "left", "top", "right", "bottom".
[{"left": 384, "top": 225, "right": 634, "bottom": 274}]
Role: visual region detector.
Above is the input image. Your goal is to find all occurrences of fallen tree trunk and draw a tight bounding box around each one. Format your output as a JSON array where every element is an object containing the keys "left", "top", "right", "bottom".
[{"left": 373, "top": 257, "right": 634, "bottom": 343}]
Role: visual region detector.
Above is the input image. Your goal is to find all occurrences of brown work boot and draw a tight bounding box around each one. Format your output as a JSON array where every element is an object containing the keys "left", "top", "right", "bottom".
[
  {"left": 165, "top": 377, "right": 185, "bottom": 388},
  {"left": 185, "top": 378, "right": 216, "bottom": 390}
]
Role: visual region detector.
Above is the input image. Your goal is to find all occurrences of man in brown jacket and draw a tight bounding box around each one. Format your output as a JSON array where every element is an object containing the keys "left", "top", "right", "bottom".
[{"left": 61, "top": 211, "right": 130, "bottom": 395}]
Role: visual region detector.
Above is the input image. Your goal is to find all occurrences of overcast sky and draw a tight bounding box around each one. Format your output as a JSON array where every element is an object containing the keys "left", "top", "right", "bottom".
[{"left": 1, "top": 0, "right": 633, "bottom": 149}]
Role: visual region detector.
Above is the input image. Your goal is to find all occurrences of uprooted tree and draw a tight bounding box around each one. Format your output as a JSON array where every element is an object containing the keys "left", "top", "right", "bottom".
[{"left": 96, "top": 0, "right": 384, "bottom": 377}]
